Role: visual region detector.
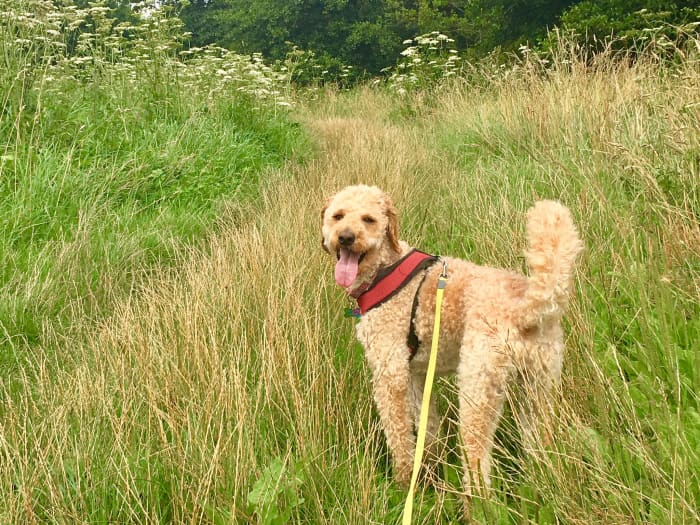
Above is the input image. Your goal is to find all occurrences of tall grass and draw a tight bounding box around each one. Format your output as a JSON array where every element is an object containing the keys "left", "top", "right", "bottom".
[
  {"left": 422, "top": 38, "right": 700, "bottom": 523},
  {"left": 1, "top": 7, "right": 699, "bottom": 523},
  {"left": 0, "top": 1, "right": 306, "bottom": 380}
]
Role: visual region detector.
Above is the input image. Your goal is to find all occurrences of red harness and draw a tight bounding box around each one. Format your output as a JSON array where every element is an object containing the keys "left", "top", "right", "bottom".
[{"left": 355, "top": 250, "right": 439, "bottom": 356}]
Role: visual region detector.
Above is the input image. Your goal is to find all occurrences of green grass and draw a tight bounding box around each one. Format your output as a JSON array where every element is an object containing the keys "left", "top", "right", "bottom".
[
  {"left": 0, "top": 3, "right": 308, "bottom": 383},
  {"left": 1, "top": 4, "right": 699, "bottom": 524}
]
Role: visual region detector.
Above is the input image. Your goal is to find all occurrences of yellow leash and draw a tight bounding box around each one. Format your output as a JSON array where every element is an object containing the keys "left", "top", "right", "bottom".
[{"left": 402, "top": 261, "right": 448, "bottom": 525}]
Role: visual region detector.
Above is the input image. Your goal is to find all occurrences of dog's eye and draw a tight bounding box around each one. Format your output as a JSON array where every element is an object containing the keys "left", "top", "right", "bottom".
[
  {"left": 332, "top": 213, "right": 344, "bottom": 221},
  {"left": 362, "top": 216, "right": 376, "bottom": 224}
]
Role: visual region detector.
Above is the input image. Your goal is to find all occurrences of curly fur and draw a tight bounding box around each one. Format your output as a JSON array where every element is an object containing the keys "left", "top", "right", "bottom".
[{"left": 321, "top": 185, "right": 583, "bottom": 495}]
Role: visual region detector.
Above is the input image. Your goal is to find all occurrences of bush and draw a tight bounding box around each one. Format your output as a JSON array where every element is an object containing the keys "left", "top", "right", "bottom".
[{"left": 553, "top": 0, "right": 700, "bottom": 52}]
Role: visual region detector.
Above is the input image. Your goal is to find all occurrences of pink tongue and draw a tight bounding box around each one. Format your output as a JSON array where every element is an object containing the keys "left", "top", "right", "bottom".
[{"left": 335, "top": 248, "right": 360, "bottom": 288}]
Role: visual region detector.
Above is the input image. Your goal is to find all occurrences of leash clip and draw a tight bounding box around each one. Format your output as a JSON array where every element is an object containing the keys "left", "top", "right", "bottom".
[{"left": 439, "top": 257, "right": 448, "bottom": 280}]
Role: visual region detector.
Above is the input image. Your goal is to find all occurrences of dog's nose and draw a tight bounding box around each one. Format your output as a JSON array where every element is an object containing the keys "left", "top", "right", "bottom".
[{"left": 338, "top": 231, "right": 355, "bottom": 246}]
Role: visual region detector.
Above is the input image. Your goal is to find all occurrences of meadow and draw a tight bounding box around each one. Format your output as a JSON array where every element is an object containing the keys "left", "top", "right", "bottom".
[{"left": 1, "top": 3, "right": 698, "bottom": 523}]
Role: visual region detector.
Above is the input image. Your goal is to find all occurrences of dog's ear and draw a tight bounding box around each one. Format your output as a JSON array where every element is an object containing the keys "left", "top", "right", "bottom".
[
  {"left": 320, "top": 194, "right": 333, "bottom": 253},
  {"left": 384, "top": 197, "right": 401, "bottom": 254}
]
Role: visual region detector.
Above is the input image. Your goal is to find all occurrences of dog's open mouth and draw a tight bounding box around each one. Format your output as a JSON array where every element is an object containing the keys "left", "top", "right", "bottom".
[{"left": 335, "top": 247, "right": 366, "bottom": 288}]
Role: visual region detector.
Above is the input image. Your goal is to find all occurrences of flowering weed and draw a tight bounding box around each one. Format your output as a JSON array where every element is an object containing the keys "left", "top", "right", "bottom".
[{"left": 384, "top": 31, "right": 461, "bottom": 93}]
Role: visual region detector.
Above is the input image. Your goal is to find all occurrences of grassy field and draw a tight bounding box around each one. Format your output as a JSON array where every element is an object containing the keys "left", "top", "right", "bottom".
[
  {"left": 0, "top": 2, "right": 307, "bottom": 382},
  {"left": 1, "top": 4, "right": 699, "bottom": 524}
]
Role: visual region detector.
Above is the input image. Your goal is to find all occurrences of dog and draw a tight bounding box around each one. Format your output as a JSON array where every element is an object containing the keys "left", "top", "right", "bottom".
[{"left": 321, "top": 184, "right": 583, "bottom": 495}]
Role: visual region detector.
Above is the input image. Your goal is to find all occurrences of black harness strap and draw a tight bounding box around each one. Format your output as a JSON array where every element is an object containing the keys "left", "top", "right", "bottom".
[{"left": 406, "top": 258, "right": 439, "bottom": 359}]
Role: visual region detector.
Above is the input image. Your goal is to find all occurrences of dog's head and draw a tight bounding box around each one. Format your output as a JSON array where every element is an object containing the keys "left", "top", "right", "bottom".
[{"left": 321, "top": 185, "right": 401, "bottom": 291}]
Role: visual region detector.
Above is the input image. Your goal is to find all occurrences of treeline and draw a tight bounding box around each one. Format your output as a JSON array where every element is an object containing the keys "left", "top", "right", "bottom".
[
  {"left": 172, "top": 0, "right": 700, "bottom": 78},
  {"left": 58, "top": 1, "right": 700, "bottom": 80}
]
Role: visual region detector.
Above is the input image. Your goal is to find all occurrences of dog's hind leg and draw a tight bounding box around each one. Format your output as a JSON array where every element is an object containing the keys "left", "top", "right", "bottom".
[
  {"left": 409, "top": 372, "right": 441, "bottom": 464},
  {"left": 514, "top": 336, "right": 564, "bottom": 451}
]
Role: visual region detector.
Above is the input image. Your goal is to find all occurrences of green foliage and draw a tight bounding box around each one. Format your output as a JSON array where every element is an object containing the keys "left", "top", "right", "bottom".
[
  {"left": 555, "top": 0, "right": 700, "bottom": 50},
  {"left": 165, "top": 0, "right": 700, "bottom": 85},
  {"left": 177, "top": 0, "right": 402, "bottom": 80},
  {"left": 246, "top": 457, "right": 305, "bottom": 525},
  {"left": 0, "top": 0, "right": 306, "bottom": 365},
  {"left": 174, "top": 1, "right": 700, "bottom": 81},
  {"left": 280, "top": 45, "right": 355, "bottom": 86},
  {"left": 175, "top": 0, "right": 582, "bottom": 77}
]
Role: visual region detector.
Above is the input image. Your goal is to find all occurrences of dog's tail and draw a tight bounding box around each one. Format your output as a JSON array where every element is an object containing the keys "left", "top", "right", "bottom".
[{"left": 516, "top": 200, "right": 583, "bottom": 329}]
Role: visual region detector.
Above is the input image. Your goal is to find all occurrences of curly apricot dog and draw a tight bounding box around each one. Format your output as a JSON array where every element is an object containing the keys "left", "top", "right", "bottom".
[{"left": 321, "top": 185, "right": 583, "bottom": 494}]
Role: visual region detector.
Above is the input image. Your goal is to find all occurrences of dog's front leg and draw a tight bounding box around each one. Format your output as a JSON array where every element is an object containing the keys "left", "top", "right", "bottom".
[{"left": 367, "top": 355, "right": 415, "bottom": 484}]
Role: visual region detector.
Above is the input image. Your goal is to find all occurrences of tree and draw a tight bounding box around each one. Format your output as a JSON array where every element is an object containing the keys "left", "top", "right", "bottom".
[
  {"left": 177, "top": 0, "right": 403, "bottom": 75},
  {"left": 174, "top": 0, "right": 700, "bottom": 78}
]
